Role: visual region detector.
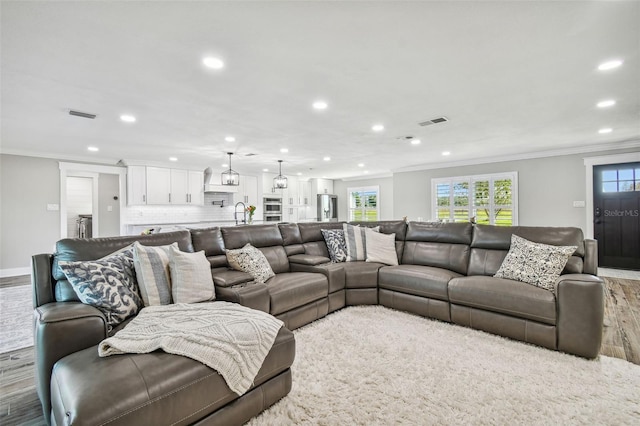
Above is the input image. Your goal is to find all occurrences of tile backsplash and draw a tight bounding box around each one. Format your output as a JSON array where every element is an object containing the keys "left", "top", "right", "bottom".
[{"left": 122, "top": 193, "right": 236, "bottom": 225}]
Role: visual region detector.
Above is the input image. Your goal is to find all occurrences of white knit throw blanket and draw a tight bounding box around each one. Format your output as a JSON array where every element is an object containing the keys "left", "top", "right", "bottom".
[{"left": 98, "top": 302, "right": 284, "bottom": 395}]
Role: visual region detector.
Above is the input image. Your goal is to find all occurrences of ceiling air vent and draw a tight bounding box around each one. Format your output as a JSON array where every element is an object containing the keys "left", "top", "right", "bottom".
[
  {"left": 69, "top": 110, "right": 97, "bottom": 119},
  {"left": 244, "top": 153, "right": 257, "bottom": 156},
  {"left": 418, "top": 116, "right": 448, "bottom": 127}
]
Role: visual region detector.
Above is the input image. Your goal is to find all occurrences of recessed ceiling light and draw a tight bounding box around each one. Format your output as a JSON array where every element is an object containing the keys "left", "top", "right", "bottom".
[
  {"left": 364, "top": 171, "right": 369, "bottom": 174},
  {"left": 372, "top": 124, "right": 385, "bottom": 132},
  {"left": 358, "top": 163, "right": 364, "bottom": 167},
  {"left": 203, "top": 56, "right": 224, "bottom": 69},
  {"left": 297, "top": 172, "right": 302, "bottom": 176},
  {"left": 222, "top": 163, "right": 228, "bottom": 168},
  {"left": 169, "top": 157, "right": 178, "bottom": 162},
  {"left": 597, "top": 99, "right": 616, "bottom": 108},
  {"left": 411, "top": 139, "right": 421, "bottom": 145},
  {"left": 87, "top": 146, "right": 99, "bottom": 152},
  {"left": 598, "top": 60, "right": 623, "bottom": 71},
  {"left": 313, "top": 101, "right": 328, "bottom": 110},
  {"left": 263, "top": 168, "right": 269, "bottom": 172},
  {"left": 598, "top": 128, "right": 613, "bottom": 134},
  {"left": 322, "top": 176, "right": 327, "bottom": 178},
  {"left": 442, "top": 151, "right": 451, "bottom": 156},
  {"left": 280, "top": 148, "right": 289, "bottom": 153},
  {"left": 323, "top": 156, "right": 331, "bottom": 161},
  {"left": 120, "top": 114, "right": 136, "bottom": 123},
  {"left": 225, "top": 136, "right": 235, "bottom": 142}
]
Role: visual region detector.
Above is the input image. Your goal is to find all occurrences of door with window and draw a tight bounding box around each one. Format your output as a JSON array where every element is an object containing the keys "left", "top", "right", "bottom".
[{"left": 593, "top": 162, "right": 640, "bottom": 269}]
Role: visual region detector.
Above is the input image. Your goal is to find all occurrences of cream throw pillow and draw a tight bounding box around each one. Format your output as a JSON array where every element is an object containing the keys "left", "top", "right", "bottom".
[
  {"left": 365, "top": 228, "right": 398, "bottom": 266},
  {"left": 226, "top": 244, "right": 275, "bottom": 284},
  {"left": 169, "top": 246, "right": 215, "bottom": 303}
]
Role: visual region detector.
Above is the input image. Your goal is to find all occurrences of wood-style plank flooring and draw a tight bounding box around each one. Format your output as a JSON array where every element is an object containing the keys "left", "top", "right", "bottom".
[{"left": 1, "top": 274, "right": 639, "bottom": 425}]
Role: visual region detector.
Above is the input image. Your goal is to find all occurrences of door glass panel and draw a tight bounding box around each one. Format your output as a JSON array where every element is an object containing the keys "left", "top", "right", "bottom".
[
  {"left": 619, "top": 181, "right": 634, "bottom": 192},
  {"left": 636, "top": 181, "right": 640, "bottom": 191},
  {"left": 602, "top": 182, "right": 618, "bottom": 193},
  {"left": 453, "top": 209, "right": 469, "bottom": 222},
  {"left": 619, "top": 169, "right": 634, "bottom": 180},
  {"left": 494, "top": 209, "right": 513, "bottom": 226},
  {"left": 602, "top": 170, "right": 617, "bottom": 181},
  {"left": 473, "top": 208, "right": 491, "bottom": 225},
  {"left": 473, "top": 181, "right": 489, "bottom": 207},
  {"left": 494, "top": 179, "right": 512, "bottom": 206},
  {"left": 437, "top": 184, "right": 450, "bottom": 207},
  {"left": 453, "top": 182, "right": 469, "bottom": 207},
  {"left": 437, "top": 209, "right": 450, "bottom": 221}
]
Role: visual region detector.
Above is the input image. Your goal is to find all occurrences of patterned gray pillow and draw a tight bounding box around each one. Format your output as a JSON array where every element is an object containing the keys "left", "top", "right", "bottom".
[
  {"left": 494, "top": 234, "right": 577, "bottom": 292},
  {"left": 321, "top": 229, "right": 347, "bottom": 263},
  {"left": 226, "top": 244, "right": 275, "bottom": 284},
  {"left": 59, "top": 252, "right": 142, "bottom": 328}
]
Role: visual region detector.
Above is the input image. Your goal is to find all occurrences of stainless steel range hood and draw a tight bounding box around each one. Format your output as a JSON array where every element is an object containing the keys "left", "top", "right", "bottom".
[{"left": 203, "top": 167, "right": 239, "bottom": 193}]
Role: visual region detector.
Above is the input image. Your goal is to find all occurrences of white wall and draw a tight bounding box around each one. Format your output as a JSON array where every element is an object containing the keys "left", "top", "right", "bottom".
[
  {"left": 98, "top": 173, "right": 120, "bottom": 237},
  {"left": 333, "top": 176, "right": 394, "bottom": 221}
]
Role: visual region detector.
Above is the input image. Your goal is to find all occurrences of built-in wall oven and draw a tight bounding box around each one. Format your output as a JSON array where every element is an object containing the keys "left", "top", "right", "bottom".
[{"left": 263, "top": 197, "right": 283, "bottom": 222}]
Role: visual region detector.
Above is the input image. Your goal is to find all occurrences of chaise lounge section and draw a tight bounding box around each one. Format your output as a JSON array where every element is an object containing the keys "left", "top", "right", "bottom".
[{"left": 31, "top": 220, "right": 605, "bottom": 424}]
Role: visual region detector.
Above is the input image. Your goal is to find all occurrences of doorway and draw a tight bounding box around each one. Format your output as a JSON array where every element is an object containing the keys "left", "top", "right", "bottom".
[{"left": 593, "top": 162, "right": 640, "bottom": 270}]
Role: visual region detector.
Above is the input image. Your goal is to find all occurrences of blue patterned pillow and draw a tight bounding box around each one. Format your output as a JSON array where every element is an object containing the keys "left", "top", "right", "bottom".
[
  {"left": 59, "top": 248, "right": 143, "bottom": 328},
  {"left": 321, "top": 229, "right": 347, "bottom": 263}
]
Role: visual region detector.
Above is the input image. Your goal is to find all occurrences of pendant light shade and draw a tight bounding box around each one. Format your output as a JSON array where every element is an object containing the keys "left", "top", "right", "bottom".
[
  {"left": 221, "top": 152, "right": 240, "bottom": 186},
  {"left": 273, "top": 160, "right": 288, "bottom": 189}
]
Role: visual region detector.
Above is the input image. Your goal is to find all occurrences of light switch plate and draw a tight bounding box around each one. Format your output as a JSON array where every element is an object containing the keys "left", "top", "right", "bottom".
[
  {"left": 47, "top": 203, "right": 60, "bottom": 211},
  {"left": 572, "top": 201, "right": 586, "bottom": 208},
  {"left": 107, "top": 205, "right": 113, "bottom": 212}
]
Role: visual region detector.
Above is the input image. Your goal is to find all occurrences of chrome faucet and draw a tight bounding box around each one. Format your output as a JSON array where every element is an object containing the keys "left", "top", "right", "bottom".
[{"left": 234, "top": 202, "right": 247, "bottom": 225}]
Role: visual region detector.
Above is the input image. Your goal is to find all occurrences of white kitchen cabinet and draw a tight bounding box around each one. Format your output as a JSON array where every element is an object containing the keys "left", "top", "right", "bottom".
[
  {"left": 234, "top": 175, "right": 259, "bottom": 206},
  {"left": 187, "top": 170, "right": 204, "bottom": 205},
  {"left": 127, "top": 165, "right": 147, "bottom": 205},
  {"left": 127, "top": 166, "right": 204, "bottom": 205},
  {"left": 299, "top": 180, "right": 311, "bottom": 205},
  {"left": 146, "top": 167, "right": 172, "bottom": 204}
]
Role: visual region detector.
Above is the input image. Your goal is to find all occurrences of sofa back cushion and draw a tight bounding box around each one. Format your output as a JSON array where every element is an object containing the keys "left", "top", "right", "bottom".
[
  {"left": 190, "top": 227, "right": 228, "bottom": 268},
  {"left": 278, "top": 223, "right": 305, "bottom": 256},
  {"left": 221, "top": 225, "right": 289, "bottom": 273},
  {"left": 348, "top": 220, "right": 407, "bottom": 262},
  {"left": 468, "top": 224, "right": 585, "bottom": 276},
  {"left": 402, "top": 222, "right": 472, "bottom": 275},
  {"left": 298, "top": 222, "right": 345, "bottom": 258},
  {"left": 52, "top": 230, "right": 194, "bottom": 302}
]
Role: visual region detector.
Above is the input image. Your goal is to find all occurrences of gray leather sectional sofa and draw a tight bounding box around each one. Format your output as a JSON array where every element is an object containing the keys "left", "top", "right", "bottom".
[{"left": 31, "top": 220, "right": 604, "bottom": 425}]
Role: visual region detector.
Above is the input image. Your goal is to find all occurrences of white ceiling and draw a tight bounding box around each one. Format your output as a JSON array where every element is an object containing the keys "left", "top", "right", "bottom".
[{"left": 1, "top": 1, "right": 639, "bottom": 180}]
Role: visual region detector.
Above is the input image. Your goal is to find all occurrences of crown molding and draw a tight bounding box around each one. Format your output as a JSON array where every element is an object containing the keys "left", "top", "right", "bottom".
[
  {"left": 0, "top": 148, "right": 121, "bottom": 166},
  {"left": 392, "top": 139, "right": 640, "bottom": 174},
  {"left": 340, "top": 172, "right": 393, "bottom": 182}
]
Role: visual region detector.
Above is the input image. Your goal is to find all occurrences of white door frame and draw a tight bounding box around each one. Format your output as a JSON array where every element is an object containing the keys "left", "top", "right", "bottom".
[
  {"left": 59, "top": 162, "right": 127, "bottom": 239},
  {"left": 584, "top": 152, "right": 640, "bottom": 239}
]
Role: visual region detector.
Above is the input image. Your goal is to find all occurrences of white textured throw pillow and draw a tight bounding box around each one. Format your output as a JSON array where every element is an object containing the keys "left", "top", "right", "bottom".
[
  {"left": 226, "top": 244, "right": 275, "bottom": 284},
  {"left": 169, "top": 246, "right": 215, "bottom": 303},
  {"left": 494, "top": 234, "right": 577, "bottom": 292},
  {"left": 133, "top": 242, "right": 177, "bottom": 306},
  {"left": 365, "top": 228, "right": 398, "bottom": 265}
]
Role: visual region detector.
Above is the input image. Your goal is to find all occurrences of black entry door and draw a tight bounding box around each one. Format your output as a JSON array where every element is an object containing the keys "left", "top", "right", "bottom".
[{"left": 593, "top": 162, "right": 640, "bottom": 270}]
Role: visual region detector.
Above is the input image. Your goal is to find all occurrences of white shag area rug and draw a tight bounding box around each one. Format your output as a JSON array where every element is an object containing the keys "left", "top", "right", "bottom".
[{"left": 248, "top": 306, "right": 640, "bottom": 425}]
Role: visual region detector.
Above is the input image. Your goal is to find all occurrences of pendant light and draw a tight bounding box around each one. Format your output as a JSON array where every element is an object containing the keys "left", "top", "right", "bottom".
[
  {"left": 221, "top": 152, "right": 240, "bottom": 186},
  {"left": 273, "top": 160, "right": 288, "bottom": 189}
]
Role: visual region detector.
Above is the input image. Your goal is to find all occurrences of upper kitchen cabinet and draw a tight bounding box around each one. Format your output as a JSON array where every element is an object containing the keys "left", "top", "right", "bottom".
[
  {"left": 312, "top": 178, "right": 334, "bottom": 196},
  {"left": 233, "top": 175, "right": 258, "bottom": 206},
  {"left": 127, "top": 165, "right": 147, "bottom": 205},
  {"left": 127, "top": 166, "right": 204, "bottom": 205},
  {"left": 299, "top": 180, "right": 311, "bottom": 206}
]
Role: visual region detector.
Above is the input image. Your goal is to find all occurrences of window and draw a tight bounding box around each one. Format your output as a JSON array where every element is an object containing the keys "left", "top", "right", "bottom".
[
  {"left": 348, "top": 186, "right": 379, "bottom": 221},
  {"left": 432, "top": 172, "right": 518, "bottom": 226},
  {"left": 601, "top": 167, "right": 640, "bottom": 192}
]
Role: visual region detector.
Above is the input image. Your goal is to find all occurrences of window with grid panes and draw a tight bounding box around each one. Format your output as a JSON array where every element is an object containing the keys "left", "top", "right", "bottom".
[
  {"left": 601, "top": 167, "right": 640, "bottom": 192},
  {"left": 432, "top": 172, "right": 518, "bottom": 226},
  {"left": 348, "top": 186, "right": 379, "bottom": 221}
]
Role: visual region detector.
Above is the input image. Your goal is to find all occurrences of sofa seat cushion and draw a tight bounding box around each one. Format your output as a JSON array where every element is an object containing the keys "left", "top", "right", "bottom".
[
  {"left": 267, "top": 272, "right": 328, "bottom": 315},
  {"left": 448, "top": 276, "right": 557, "bottom": 325},
  {"left": 379, "top": 265, "right": 460, "bottom": 301},
  {"left": 342, "top": 261, "right": 384, "bottom": 289},
  {"left": 50, "top": 327, "right": 295, "bottom": 426}
]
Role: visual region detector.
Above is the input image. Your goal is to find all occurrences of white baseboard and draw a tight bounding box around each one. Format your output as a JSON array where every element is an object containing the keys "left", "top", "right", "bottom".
[{"left": 0, "top": 267, "right": 31, "bottom": 278}]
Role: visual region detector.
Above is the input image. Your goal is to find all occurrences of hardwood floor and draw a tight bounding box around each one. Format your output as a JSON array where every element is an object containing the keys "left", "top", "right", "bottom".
[{"left": 0, "top": 275, "right": 638, "bottom": 425}]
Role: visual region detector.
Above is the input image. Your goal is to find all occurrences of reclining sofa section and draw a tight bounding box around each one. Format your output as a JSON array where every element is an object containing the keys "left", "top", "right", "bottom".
[{"left": 31, "top": 221, "right": 604, "bottom": 425}]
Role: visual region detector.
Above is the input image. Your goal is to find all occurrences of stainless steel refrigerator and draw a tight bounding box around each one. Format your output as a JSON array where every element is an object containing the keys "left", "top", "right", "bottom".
[{"left": 317, "top": 194, "right": 338, "bottom": 222}]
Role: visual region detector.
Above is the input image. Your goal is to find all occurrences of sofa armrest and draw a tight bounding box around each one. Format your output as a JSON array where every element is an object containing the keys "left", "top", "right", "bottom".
[
  {"left": 212, "top": 269, "right": 254, "bottom": 288},
  {"left": 288, "top": 254, "right": 331, "bottom": 266},
  {"left": 583, "top": 239, "right": 598, "bottom": 276},
  {"left": 555, "top": 274, "right": 604, "bottom": 358},
  {"left": 35, "top": 302, "right": 108, "bottom": 418},
  {"left": 215, "top": 282, "right": 270, "bottom": 313},
  {"left": 290, "top": 262, "right": 345, "bottom": 293},
  {"left": 32, "top": 253, "right": 55, "bottom": 308}
]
